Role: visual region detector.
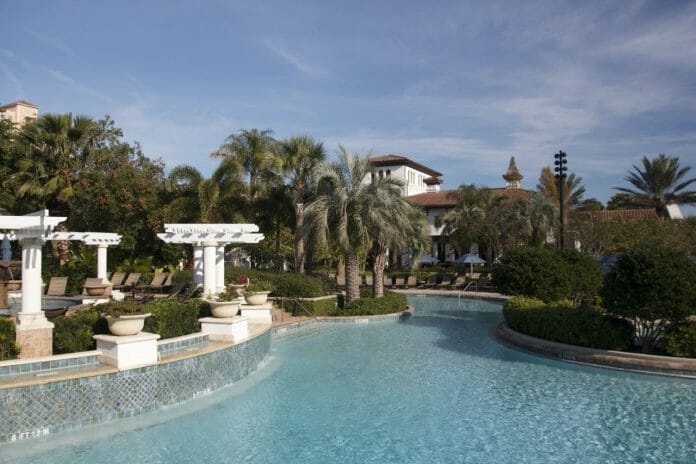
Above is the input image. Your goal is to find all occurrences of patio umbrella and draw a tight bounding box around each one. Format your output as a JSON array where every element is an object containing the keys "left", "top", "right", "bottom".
[
  {"left": 419, "top": 255, "right": 440, "bottom": 265},
  {"left": 454, "top": 253, "right": 486, "bottom": 274},
  {"left": 1, "top": 235, "right": 10, "bottom": 262}
]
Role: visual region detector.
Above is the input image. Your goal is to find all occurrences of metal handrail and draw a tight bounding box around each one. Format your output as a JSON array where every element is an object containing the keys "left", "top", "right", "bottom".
[{"left": 280, "top": 296, "right": 318, "bottom": 321}]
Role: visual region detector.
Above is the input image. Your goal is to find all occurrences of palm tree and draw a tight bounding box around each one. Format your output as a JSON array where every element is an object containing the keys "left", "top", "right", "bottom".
[
  {"left": 506, "top": 193, "right": 557, "bottom": 247},
  {"left": 305, "top": 147, "right": 379, "bottom": 302},
  {"left": 278, "top": 135, "right": 326, "bottom": 274},
  {"left": 211, "top": 128, "right": 278, "bottom": 197},
  {"left": 537, "top": 166, "right": 586, "bottom": 210},
  {"left": 437, "top": 185, "right": 506, "bottom": 263},
  {"left": 614, "top": 154, "right": 696, "bottom": 217}
]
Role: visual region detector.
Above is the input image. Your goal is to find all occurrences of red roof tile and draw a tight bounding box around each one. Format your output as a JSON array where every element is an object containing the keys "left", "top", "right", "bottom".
[
  {"left": 589, "top": 209, "right": 659, "bottom": 222},
  {"left": 407, "top": 188, "right": 533, "bottom": 207}
]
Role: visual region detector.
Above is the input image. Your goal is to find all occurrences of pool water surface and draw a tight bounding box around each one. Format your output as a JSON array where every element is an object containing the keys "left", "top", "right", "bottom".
[{"left": 4, "top": 296, "right": 695, "bottom": 463}]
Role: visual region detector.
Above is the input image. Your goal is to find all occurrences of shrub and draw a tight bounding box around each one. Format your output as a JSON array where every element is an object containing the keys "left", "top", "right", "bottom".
[
  {"left": 280, "top": 296, "right": 337, "bottom": 317},
  {"left": 226, "top": 268, "right": 325, "bottom": 298},
  {"left": 503, "top": 297, "right": 633, "bottom": 350},
  {"left": 493, "top": 246, "right": 602, "bottom": 305},
  {"left": 601, "top": 242, "right": 696, "bottom": 352},
  {"left": 663, "top": 322, "right": 696, "bottom": 358},
  {"left": 99, "top": 300, "right": 147, "bottom": 316},
  {"left": 338, "top": 290, "right": 408, "bottom": 316},
  {"left": 0, "top": 318, "right": 20, "bottom": 360},
  {"left": 53, "top": 309, "right": 106, "bottom": 354},
  {"left": 142, "top": 299, "right": 202, "bottom": 338},
  {"left": 171, "top": 269, "right": 193, "bottom": 286}
]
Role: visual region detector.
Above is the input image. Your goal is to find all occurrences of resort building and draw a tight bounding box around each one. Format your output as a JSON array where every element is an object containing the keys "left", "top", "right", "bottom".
[
  {"left": 368, "top": 155, "right": 533, "bottom": 262},
  {"left": 0, "top": 100, "right": 39, "bottom": 127}
]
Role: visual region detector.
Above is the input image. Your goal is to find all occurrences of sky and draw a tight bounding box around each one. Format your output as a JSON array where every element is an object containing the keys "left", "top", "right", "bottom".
[{"left": 1, "top": 0, "right": 695, "bottom": 214}]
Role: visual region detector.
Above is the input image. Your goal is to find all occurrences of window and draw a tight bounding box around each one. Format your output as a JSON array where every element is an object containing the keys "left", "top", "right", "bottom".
[{"left": 386, "top": 169, "right": 391, "bottom": 177}]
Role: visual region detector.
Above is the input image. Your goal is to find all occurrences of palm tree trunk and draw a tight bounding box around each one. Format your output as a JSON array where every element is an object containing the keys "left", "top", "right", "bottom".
[
  {"left": 305, "top": 237, "right": 314, "bottom": 274},
  {"left": 345, "top": 251, "right": 360, "bottom": 302},
  {"left": 274, "top": 214, "right": 282, "bottom": 271},
  {"left": 373, "top": 251, "right": 387, "bottom": 298},
  {"left": 294, "top": 202, "right": 305, "bottom": 274}
]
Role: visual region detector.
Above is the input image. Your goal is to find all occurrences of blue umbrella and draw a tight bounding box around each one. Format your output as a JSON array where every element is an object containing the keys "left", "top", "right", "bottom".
[
  {"left": 1, "top": 235, "right": 11, "bottom": 261},
  {"left": 454, "top": 253, "right": 486, "bottom": 274}
]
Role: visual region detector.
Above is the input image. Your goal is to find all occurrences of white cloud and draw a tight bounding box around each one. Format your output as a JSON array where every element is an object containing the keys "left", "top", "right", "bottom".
[
  {"left": 261, "top": 40, "right": 327, "bottom": 78},
  {"left": 0, "top": 62, "right": 24, "bottom": 97},
  {"left": 23, "top": 28, "right": 76, "bottom": 57},
  {"left": 47, "top": 69, "right": 114, "bottom": 104}
]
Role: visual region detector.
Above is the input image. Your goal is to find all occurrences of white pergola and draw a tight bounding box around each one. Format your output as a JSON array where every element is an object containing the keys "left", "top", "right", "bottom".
[{"left": 157, "top": 223, "right": 264, "bottom": 297}]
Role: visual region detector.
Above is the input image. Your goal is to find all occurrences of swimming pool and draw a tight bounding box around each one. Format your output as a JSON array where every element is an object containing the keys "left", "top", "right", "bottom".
[
  {"left": 4, "top": 296, "right": 695, "bottom": 463},
  {"left": 0, "top": 297, "right": 79, "bottom": 316}
]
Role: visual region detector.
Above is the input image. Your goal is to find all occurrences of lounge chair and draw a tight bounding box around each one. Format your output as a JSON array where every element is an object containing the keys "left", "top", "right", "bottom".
[
  {"left": 405, "top": 276, "right": 417, "bottom": 288},
  {"left": 114, "top": 273, "right": 141, "bottom": 291},
  {"left": 382, "top": 274, "right": 392, "bottom": 288},
  {"left": 178, "top": 283, "right": 202, "bottom": 301},
  {"left": 45, "top": 276, "right": 68, "bottom": 296},
  {"left": 393, "top": 276, "right": 405, "bottom": 288},
  {"left": 109, "top": 272, "right": 126, "bottom": 287},
  {"left": 420, "top": 275, "right": 438, "bottom": 288},
  {"left": 136, "top": 273, "right": 168, "bottom": 294},
  {"left": 449, "top": 276, "right": 467, "bottom": 290},
  {"left": 437, "top": 275, "right": 455, "bottom": 289}
]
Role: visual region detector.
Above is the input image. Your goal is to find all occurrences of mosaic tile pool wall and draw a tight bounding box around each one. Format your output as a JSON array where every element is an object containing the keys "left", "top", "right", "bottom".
[{"left": 0, "top": 330, "right": 271, "bottom": 443}]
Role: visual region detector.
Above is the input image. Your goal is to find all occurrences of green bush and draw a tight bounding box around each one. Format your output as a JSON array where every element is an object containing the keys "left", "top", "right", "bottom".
[
  {"left": 99, "top": 300, "right": 146, "bottom": 316},
  {"left": 53, "top": 309, "right": 106, "bottom": 354},
  {"left": 503, "top": 297, "right": 633, "bottom": 350},
  {"left": 0, "top": 317, "right": 20, "bottom": 360},
  {"left": 171, "top": 269, "right": 193, "bottom": 286},
  {"left": 226, "top": 268, "right": 325, "bottom": 298},
  {"left": 601, "top": 242, "right": 696, "bottom": 352},
  {"left": 662, "top": 322, "right": 696, "bottom": 358},
  {"left": 493, "top": 246, "right": 602, "bottom": 304},
  {"left": 280, "top": 297, "right": 337, "bottom": 317},
  {"left": 337, "top": 290, "right": 408, "bottom": 316},
  {"left": 142, "top": 299, "right": 202, "bottom": 338}
]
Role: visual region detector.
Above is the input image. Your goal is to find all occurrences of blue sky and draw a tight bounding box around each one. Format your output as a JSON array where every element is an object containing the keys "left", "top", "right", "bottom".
[{"left": 2, "top": 0, "right": 695, "bottom": 214}]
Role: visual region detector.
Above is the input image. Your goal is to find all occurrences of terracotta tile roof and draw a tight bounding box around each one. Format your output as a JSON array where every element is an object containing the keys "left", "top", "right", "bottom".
[
  {"left": 369, "top": 154, "right": 443, "bottom": 178},
  {"left": 407, "top": 188, "right": 533, "bottom": 207},
  {"left": 589, "top": 209, "right": 659, "bottom": 222}
]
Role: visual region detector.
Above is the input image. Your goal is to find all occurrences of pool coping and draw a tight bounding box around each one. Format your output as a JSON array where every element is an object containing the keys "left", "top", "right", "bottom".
[{"left": 492, "top": 322, "right": 696, "bottom": 379}]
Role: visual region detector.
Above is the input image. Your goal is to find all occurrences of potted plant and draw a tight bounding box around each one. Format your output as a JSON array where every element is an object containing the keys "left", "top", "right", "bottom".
[
  {"left": 84, "top": 280, "right": 111, "bottom": 296},
  {"left": 228, "top": 274, "right": 249, "bottom": 297},
  {"left": 100, "top": 301, "right": 151, "bottom": 336},
  {"left": 243, "top": 279, "right": 274, "bottom": 306},
  {"left": 204, "top": 291, "right": 243, "bottom": 318}
]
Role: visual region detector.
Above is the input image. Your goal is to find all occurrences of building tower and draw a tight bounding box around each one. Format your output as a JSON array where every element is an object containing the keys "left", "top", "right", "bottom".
[{"left": 502, "top": 156, "right": 523, "bottom": 189}]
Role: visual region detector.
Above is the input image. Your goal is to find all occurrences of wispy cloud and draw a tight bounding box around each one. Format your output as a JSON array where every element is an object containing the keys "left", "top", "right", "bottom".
[
  {"left": 0, "top": 61, "right": 24, "bottom": 97},
  {"left": 24, "top": 28, "right": 76, "bottom": 56},
  {"left": 261, "top": 40, "right": 327, "bottom": 77},
  {"left": 47, "top": 69, "right": 114, "bottom": 103}
]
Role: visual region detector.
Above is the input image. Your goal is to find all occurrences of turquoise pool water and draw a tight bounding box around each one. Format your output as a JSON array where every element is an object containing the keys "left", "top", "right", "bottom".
[{"left": 4, "top": 296, "right": 696, "bottom": 463}]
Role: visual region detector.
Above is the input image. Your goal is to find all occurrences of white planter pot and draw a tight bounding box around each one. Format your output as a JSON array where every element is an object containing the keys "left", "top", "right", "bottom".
[
  {"left": 244, "top": 291, "right": 271, "bottom": 306},
  {"left": 228, "top": 283, "right": 247, "bottom": 297},
  {"left": 206, "top": 299, "right": 242, "bottom": 318},
  {"left": 104, "top": 313, "right": 151, "bottom": 336},
  {"left": 6, "top": 280, "right": 21, "bottom": 291}
]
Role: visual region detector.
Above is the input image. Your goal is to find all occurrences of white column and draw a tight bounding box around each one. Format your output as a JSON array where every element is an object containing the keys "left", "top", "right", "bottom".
[
  {"left": 216, "top": 245, "right": 225, "bottom": 292},
  {"left": 20, "top": 238, "right": 44, "bottom": 316},
  {"left": 202, "top": 241, "right": 217, "bottom": 297},
  {"left": 193, "top": 244, "right": 204, "bottom": 285},
  {"left": 97, "top": 244, "right": 108, "bottom": 280}
]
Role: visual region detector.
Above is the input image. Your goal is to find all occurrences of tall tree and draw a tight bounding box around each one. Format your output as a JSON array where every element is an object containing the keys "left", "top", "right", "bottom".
[
  {"left": 614, "top": 154, "right": 696, "bottom": 217},
  {"left": 278, "top": 135, "right": 326, "bottom": 274},
  {"left": 211, "top": 128, "right": 278, "bottom": 197},
  {"left": 537, "top": 166, "right": 586, "bottom": 210},
  {"left": 305, "top": 147, "right": 383, "bottom": 302},
  {"left": 506, "top": 193, "right": 557, "bottom": 247}
]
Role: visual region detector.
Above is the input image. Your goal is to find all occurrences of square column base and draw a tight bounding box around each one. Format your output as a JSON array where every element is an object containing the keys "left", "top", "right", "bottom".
[
  {"left": 15, "top": 315, "right": 54, "bottom": 359},
  {"left": 93, "top": 332, "right": 161, "bottom": 370},
  {"left": 239, "top": 303, "right": 273, "bottom": 324},
  {"left": 199, "top": 316, "right": 249, "bottom": 342}
]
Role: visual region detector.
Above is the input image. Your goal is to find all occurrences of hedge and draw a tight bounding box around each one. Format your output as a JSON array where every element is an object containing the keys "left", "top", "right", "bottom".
[
  {"left": 662, "top": 322, "right": 696, "bottom": 358},
  {"left": 226, "top": 268, "right": 325, "bottom": 297},
  {"left": 53, "top": 299, "right": 206, "bottom": 354},
  {"left": 279, "top": 296, "right": 337, "bottom": 317},
  {"left": 502, "top": 297, "right": 633, "bottom": 350},
  {"left": 338, "top": 290, "right": 408, "bottom": 316},
  {"left": 0, "top": 317, "right": 20, "bottom": 360}
]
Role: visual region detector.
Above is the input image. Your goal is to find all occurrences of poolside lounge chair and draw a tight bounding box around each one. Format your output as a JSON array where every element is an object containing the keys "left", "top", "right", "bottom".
[
  {"left": 405, "top": 275, "right": 417, "bottom": 288},
  {"left": 420, "top": 275, "right": 438, "bottom": 288},
  {"left": 45, "top": 276, "right": 68, "bottom": 296},
  {"left": 136, "top": 273, "right": 168, "bottom": 294},
  {"left": 178, "top": 283, "right": 202, "bottom": 301},
  {"left": 109, "top": 272, "right": 126, "bottom": 287},
  {"left": 114, "top": 273, "right": 141, "bottom": 291},
  {"left": 436, "top": 275, "right": 455, "bottom": 289},
  {"left": 393, "top": 276, "right": 405, "bottom": 288},
  {"left": 449, "top": 276, "right": 467, "bottom": 290}
]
